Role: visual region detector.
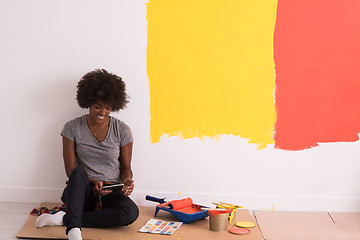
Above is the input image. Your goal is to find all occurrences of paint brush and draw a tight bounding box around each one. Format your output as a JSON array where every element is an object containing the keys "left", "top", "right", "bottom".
[
  {"left": 212, "top": 202, "right": 231, "bottom": 209},
  {"left": 201, "top": 207, "right": 230, "bottom": 211},
  {"left": 213, "top": 202, "right": 242, "bottom": 209},
  {"left": 219, "top": 202, "right": 243, "bottom": 209}
]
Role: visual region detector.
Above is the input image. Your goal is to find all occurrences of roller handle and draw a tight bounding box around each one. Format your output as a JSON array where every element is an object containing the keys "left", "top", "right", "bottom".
[{"left": 145, "top": 195, "right": 166, "bottom": 204}]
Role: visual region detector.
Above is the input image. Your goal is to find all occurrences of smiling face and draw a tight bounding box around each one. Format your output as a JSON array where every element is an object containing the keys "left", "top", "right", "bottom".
[{"left": 88, "top": 101, "right": 112, "bottom": 125}]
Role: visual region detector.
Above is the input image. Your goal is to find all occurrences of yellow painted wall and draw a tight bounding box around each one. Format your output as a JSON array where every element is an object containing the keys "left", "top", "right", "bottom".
[{"left": 147, "top": 0, "right": 277, "bottom": 148}]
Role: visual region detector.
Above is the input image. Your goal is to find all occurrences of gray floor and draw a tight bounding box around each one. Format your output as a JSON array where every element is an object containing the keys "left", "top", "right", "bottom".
[{"left": 0, "top": 202, "right": 38, "bottom": 240}]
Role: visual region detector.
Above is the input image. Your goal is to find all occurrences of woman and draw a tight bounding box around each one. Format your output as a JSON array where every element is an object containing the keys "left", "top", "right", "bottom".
[{"left": 36, "top": 69, "right": 139, "bottom": 240}]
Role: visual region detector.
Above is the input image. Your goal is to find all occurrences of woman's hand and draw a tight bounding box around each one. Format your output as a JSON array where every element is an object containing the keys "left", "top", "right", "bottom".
[
  {"left": 90, "top": 178, "right": 112, "bottom": 196},
  {"left": 122, "top": 178, "right": 134, "bottom": 196}
]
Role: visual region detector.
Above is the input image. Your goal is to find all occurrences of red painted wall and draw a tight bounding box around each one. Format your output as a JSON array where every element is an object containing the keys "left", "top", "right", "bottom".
[{"left": 274, "top": 0, "right": 360, "bottom": 150}]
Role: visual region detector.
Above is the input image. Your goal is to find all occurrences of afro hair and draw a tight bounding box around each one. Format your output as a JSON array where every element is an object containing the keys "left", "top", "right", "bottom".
[{"left": 76, "top": 69, "right": 129, "bottom": 111}]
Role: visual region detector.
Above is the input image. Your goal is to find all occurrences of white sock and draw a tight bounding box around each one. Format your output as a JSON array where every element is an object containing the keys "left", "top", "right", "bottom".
[
  {"left": 36, "top": 211, "right": 66, "bottom": 227},
  {"left": 68, "top": 227, "right": 82, "bottom": 240}
]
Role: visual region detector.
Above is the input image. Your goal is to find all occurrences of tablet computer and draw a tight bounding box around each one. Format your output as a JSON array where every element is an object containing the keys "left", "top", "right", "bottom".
[{"left": 102, "top": 183, "right": 124, "bottom": 192}]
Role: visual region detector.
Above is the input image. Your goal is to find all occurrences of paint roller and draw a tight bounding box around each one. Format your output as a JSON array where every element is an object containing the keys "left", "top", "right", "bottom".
[{"left": 145, "top": 195, "right": 194, "bottom": 210}]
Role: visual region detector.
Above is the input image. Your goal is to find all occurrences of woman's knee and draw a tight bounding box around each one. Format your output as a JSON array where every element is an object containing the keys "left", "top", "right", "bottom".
[
  {"left": 69, "top": 168, "right": 88, "bottom": 183},
  {"left": 62, "top": 168, "right": 91, "bottom": 203},
  {"left": 62, "top": 168, "right": 89, "bottom": 198}
]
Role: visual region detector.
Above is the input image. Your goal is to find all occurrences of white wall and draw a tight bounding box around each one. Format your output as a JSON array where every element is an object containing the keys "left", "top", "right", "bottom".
[{"left": 1, "top": 0, "right": 360, "bottom": 212}]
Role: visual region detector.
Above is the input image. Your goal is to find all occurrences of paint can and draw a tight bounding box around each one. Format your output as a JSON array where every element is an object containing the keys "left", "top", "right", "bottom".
[{"left": 208, "top": 211, "right": 230, "bottom": 232}]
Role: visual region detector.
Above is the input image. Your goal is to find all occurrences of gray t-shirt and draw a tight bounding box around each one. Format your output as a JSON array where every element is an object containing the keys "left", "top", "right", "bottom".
[{"left": 61, "top": 115, "right": 133, "bottom": 183}]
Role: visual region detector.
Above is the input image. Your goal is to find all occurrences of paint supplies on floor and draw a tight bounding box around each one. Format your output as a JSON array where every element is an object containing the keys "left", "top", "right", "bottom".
[
  {"left": 145, "top": 195, "right": 209, "bottom": 223},
  {"left": 138, "top": 219, "right": 182, "bottom": 235},
  {"left": 212, "top": 201, "right": 242, "bottom": 223},
  {"left": 207, "top": 208, "right": 233, "bottom": 232}
]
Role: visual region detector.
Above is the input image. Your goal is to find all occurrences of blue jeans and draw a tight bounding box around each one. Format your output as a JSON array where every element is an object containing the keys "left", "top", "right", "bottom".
[{"left": 61, "top": 168, "right": 139, "bottom": 234}]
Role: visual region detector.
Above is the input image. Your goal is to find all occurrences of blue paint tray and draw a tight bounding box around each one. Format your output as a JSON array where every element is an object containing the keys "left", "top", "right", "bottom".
[
  {"left": 154, "top": 204, "right": 209, "bottom": 224},
  {"left": 146, "top": 195, "right": 208, "bottom": 223}
]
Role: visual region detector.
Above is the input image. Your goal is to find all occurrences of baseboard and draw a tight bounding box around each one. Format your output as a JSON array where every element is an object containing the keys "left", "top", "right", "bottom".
[
  {"left": 0, "top": 186, "right": 63, "bottom": 203},
  {"left": 132, "top": 191, "right": 360, "bottom": 213},
  {"left": 1, "top": 187, "right": 359, "bottom": 212}
]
